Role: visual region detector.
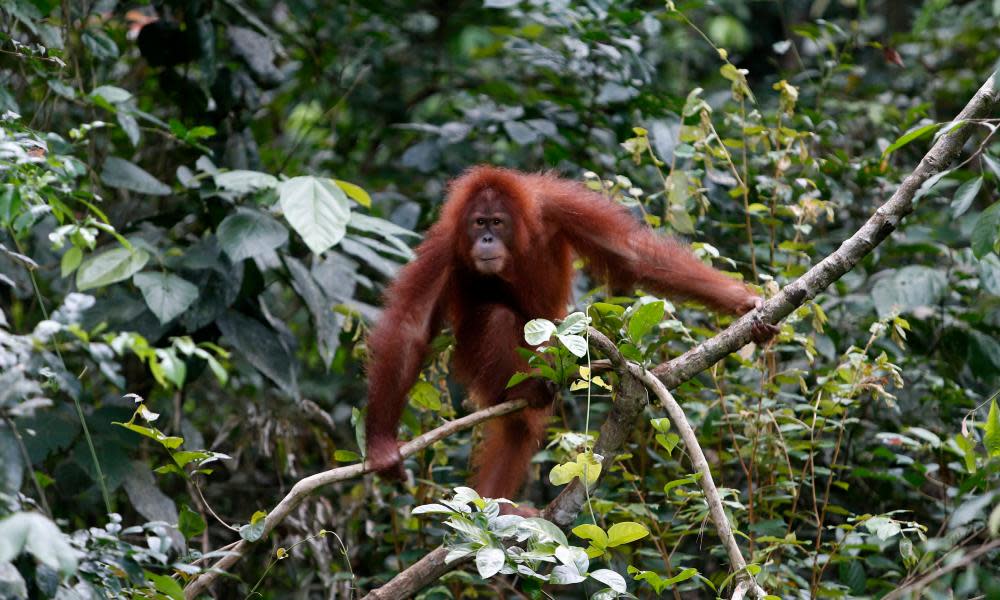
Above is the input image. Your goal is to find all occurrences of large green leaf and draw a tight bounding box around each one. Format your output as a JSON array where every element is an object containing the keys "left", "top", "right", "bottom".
[
  {"left": 870, "top": 266, "right": 947, "bottom": 319},
  {"left": 133, "top": 272, "right": 199, "bottom": 324},
  {"left": 972, "top": 201, "right": 1000, "bottom": 258},
  {"left": 979, "top": 253, "right": 1000, "bottom": 296},
  {"left": 217, "top": 207, "right": 288, "bottom": 262},
  {"left": 950, "top": 176, "right": 982, "bottom": 218},
  {"left": 628, "top": 300, "right": 665, "bottom": 343},
  {"left": 279, "top": 176, "right": 351, "bottom": 254},
  {"left": 217, "top": 311, "right": 298, "bottom": 395},
  {"left": 0, "top": 512, "right": 78, "bottom": 575},
  {"left": 100, "top": 157, "right": 171, "bottom": 195},
  {"left": 76, "top": 247, "right": 150, "bottom": 291}
]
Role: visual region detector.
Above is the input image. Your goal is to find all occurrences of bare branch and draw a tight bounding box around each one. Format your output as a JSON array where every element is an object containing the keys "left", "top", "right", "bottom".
[{"left": 182, "top": 398, "right": 528, "bottom": 599}]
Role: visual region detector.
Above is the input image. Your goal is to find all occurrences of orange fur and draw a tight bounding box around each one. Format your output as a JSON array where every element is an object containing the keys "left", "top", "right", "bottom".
[{"left": 365, "top": 166, "right": 759, "bottom": 499}]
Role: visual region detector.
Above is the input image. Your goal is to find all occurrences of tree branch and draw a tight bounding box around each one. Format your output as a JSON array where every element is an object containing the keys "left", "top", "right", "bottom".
[
  {"left": 653, "top": 71, "right": 1000, "bottom": 388},
  {"left": 182, "top": 398, "right": 528, "bottom": 599}
]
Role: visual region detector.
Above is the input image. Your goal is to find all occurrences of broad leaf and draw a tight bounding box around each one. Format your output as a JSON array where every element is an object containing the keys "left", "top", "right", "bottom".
[
  {"left": 76, "top": 247, "right": 150, "bottom": 291},
  {"left": 607, "top": 522, "right": 649, "bottom": 546},
  {"left": 628, "top": 300, "right": 664, "bottom": 342},
  {"left": 524, "top": 319, "right": 556, "bottom": 346},
  {"left": 556, "top": 333, "right": 587, "bottom": 357},
  {"left": 134, "top": 272, "right": 199, "bottom": 324},
  {"left": 972, "top": 201, "right": 1000, "bottom": 258},
  {"left": 217, "top": 311, "right": 298, "bottom": 395},
  {"left": 590, "top": 569, "right": 627, "bottom": 593},
  {"left": 279, "top": 176, "right": 351, "bottom": 254},
  {"left": 0, "top": 512, "right": 78, "bottom": 575},
  {"left": 870, "top": 266, "right": 947, "bottom": 319},
  {"left": 475, "top": 546, "right": 505, "bottom": 579},
  {"left": 101, "top": 157, "right": 170, "bottom": 195},
  {"left": 217, "top": 207, "right": 288, "bottom": 262},
  {"left": 951, "top": 176, "right": 982, "bottom": 218}
]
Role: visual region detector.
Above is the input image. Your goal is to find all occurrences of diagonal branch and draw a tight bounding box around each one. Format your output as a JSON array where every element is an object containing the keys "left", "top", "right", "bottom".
[
  {"left": 182, "top": 398, "right": 528, "bottom": 599},
  {"left": 653, "top": 71, "right": 1000, "bottom": 388}
]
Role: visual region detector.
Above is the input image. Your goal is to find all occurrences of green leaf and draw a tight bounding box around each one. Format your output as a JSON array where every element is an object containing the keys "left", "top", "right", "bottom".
[
  {"left": 334, "top": 450, "right": 360, "bottom": 462},
  {"left": 213, "top": 170, "right": 278, "bottom": 195},
  {"left": 980, "top": 253, "right": 1000, "bottom": 296},
  {"left": 989, "top": 503, "right": 1000, "bottom": 537},
  {"left": 524, "top": 319, "right": 556, "bottom": 346},
  {"left": 628, "top": 300, "right": 664, "bottom": 342},
  {"left": 870, "top": 266, "right": 947, "bottom": 319},
  {"left": 951, "top": 176, "right": 983, "bottom": 218},
  {"left": 156, "top": 348, "right": 187, "bottom": 388},
  {"left": 147, "top": 573, "right": 183, "bottom": 600},
  {"left": 409, "top": 381, "right": 442, "bottom": 411},
  {"left": 101, "top": 157, "right": 171, "bottom": 195},
  {"left": 912, "top": 168, "right": 953, "bottom": 204},
  {"left": 985, "top": 399, "right": 1000, "bottom": 458},
  {"left": 475, "top": 546, "right": 505, "bottom": 579},
  {"left": 239, "top": 511, "right": 268, "bottom": 542},
  {"left": 186, "top": 126, "right": 216, "bottom": 140},
  {"left": 663, "top": 475, "right": 698, "bottom": 495},
  {"left": 217, "top": 312, "right": 297, "bottom": 396},
  {"left": 556, "top": 333, "right": 587, "bottom": 357},
  {"left": 650, "top": 418, "right": 671, "bottom": 433},
  {"left": 133, "top": 272, "right": 199, "bottom": 324},
  {"left": 335, "top": 179, "right": 372, "bottom": 207},
  {"left": 89, "top": 85, "right": 131, "bottom": 104},
  {"left": 505, "top": 372, "right": 531, "bottom": 389},
  {"left": 661, "top": 567, "right": 698, "bottom": 586},
  {"left": 0, "top": 512, "right": 78, "bottom": 575},
  {"left": 572, "top": 524, "right": 609, "bottom": 548},
  {"left": 972, "top": 201, "right": 1000, "bottom": 258},
  {"left": 955, "top": 434, "right": 977, "bottom": 473},
  {"left": 279, "top": 176, "right": 352, "bottom": 254},
  {"left": 557, "top": 311, "right": 588, "bottom": 335},
  {"left": 113, "top": 421, "right": 183, "bottom": 449},
  {"left": 549, "top": 452, "right": 602, "bottom": 486},
  {"left": 217, "top": 207, "right": 288, "bottom": 262},
  {"left": 178, "top": 504, "right": 206, "bottom": 539},
  {"left": 60, "top": 246, "right": 82, "bottom": 277},
  {"left": 983, "top": 154, "right": 1000, "bottom": 180},
  {"left": 882, "top": 121, "right": 943, "bottom": 158},
  {"left": 606, "top": 522, "right": 649, "bottom": 546},
  {"left": 655, "top": 433, "right": 679, "bottom": 454},
  {"left": 863, "top": 516, "right": 901, "bottom": 540},
  {"left": 76, "top": 247, "right": 150, "bottom": 291},
  {"left": 590, "top": 569, "right": 627, "bottom": 593},
  {"left": 116, "top": 111, "right": 140, "bottom": 146}
]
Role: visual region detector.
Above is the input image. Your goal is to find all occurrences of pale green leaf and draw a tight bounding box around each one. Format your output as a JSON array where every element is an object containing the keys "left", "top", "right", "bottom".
[{"left": 279, "top": 176, "right": 351, "bottom": 254}]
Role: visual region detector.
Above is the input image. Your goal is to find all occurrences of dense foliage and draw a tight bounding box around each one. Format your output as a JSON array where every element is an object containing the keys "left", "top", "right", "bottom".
[{"left": 1, "top": 0, "right": 999, "bottom": 598}]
